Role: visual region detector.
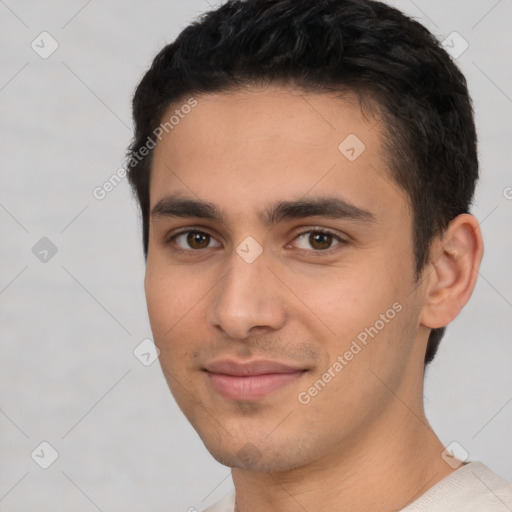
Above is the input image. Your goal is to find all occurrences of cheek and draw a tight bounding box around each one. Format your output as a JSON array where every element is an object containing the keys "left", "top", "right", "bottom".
[
  {"left": 145, "top": 272, "right": 176, "bottom": 339},
  {"left": 144, "top": 264, "right": 205, "bottom": 355},
  {"left": 291, "top": 254, "right": 413, "bottom": 376},
  {"left": 288, "top": 262, "right": 398, "bottom": 339},
  {"left": 144, "top": 267, "right": 206, "bottom": 413}
]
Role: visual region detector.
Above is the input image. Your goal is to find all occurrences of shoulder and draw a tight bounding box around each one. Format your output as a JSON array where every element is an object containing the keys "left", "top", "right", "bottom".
[{"left": 402, "top": 461, "right": 512, "bottom": 512}]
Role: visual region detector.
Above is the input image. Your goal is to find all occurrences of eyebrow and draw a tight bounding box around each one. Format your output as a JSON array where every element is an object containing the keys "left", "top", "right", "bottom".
[{"left": 150, "top": 194, "right": 376, "bottom": 225}]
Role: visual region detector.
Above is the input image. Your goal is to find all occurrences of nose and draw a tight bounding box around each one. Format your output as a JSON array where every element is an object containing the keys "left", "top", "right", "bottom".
[{"left": 207, "top": 246, "right": 287, "bottom": 340}]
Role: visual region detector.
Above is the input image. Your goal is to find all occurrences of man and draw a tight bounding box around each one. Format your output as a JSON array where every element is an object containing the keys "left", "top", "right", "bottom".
[{"left": 126, "top": 0, "right": 512, "bottom": 510}]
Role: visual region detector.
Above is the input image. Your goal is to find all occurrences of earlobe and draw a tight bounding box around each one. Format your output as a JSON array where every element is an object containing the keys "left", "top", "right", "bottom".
[{"left": 420, "top": 214, "right": 484, "bottom": 329}]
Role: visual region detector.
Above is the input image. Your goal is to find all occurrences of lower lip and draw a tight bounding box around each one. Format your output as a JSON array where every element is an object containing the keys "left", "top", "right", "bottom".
[{"left": 206, "top": 371, "right": 306, "bottom": 400}]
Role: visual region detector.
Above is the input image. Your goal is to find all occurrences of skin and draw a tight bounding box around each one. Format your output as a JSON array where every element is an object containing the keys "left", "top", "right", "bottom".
[{"left": 145, "top": 84, "right": 484, "bottom": 512}]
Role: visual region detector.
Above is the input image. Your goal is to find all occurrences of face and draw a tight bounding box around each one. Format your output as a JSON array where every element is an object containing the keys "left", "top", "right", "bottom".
[{"left": 145, "top": 85, "right": 429, "bottom": 472}]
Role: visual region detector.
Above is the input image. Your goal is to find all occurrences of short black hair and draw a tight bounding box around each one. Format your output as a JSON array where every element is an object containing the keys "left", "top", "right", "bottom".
[{"left": 126, "top": 0, "right": 478, "bottom": 366}]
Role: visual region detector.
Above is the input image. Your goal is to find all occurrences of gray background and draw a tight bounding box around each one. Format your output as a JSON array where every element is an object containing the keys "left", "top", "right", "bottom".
[{"left": 0, "top": 0, "right": 511, "bottom": 510}]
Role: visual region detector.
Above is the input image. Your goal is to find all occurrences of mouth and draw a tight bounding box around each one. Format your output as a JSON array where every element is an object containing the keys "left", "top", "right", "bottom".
[{"left": 203, "top": 359, "right": 308, "bottom": 400}]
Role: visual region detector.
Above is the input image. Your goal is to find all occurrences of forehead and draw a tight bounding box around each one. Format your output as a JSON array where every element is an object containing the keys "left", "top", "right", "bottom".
[{"left": 149, "top": 85, "right": 409, "bottom": 224}]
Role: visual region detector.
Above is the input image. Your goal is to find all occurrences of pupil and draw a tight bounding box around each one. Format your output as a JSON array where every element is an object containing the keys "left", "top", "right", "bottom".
[
  {"left": 310, "top": 232, "right": 331, "bottom": 250},
  {"left": 188, "top": 232, "right": 209, "bottom": 249}
]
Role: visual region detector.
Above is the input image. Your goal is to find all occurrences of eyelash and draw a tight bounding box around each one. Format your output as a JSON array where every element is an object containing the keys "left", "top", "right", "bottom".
[{"left": 165, "top": 227, "right": 348, "bottom": 255}]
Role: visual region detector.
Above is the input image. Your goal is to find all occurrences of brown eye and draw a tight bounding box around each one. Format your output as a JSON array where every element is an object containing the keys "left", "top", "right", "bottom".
[
  {"left": 292, "top": 230, "right": 343, "bottom": 251},
  {"left": 309, "top": 232, "right": 333, "bottom": 250},
  {"left": 171, "top": 230, "right": 221, "bottom": 250},
  {"left": 187, "top": 231, "right": 210, "bottom": 249}
]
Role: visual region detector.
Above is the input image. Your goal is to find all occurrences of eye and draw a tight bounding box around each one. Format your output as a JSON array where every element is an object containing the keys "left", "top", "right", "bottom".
[
  {"left": 291, "top": 230, "right": 344, "bottom": 251},
  {"left": 170, "top": 230, "right": 222, "bottom": 251}
]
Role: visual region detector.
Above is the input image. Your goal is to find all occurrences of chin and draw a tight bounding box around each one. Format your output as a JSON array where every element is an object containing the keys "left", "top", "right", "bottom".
[{"left": 202, "top": 435, "right": 309, "bottom": 473}]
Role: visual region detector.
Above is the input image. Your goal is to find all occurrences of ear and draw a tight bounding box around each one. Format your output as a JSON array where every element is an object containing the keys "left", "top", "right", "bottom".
[{"left": 419, "top": 214, "right": 484, "bottom": 329}]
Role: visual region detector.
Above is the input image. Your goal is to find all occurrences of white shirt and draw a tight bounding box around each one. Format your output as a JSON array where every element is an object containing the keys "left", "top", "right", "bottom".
[{"left": 202, "top": 461, "right": 512, "bottom": 512}]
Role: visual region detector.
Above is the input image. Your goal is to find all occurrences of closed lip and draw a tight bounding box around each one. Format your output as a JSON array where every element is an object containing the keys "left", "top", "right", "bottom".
[{"left": 204, "top": 359, "right": 307, "bottom": 376}]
